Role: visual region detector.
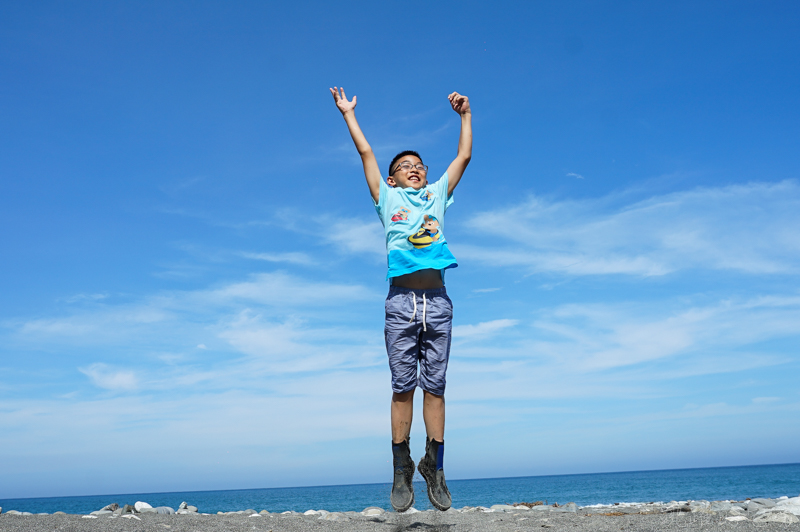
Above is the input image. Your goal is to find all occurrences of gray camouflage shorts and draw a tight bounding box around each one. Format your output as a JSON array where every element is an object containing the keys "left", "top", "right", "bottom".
[{"left": 385, "top": 286, "right": 453, "bottom": 395}]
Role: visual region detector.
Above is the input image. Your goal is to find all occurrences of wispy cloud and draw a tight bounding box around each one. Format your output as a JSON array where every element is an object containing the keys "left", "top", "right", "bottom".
[
  {"left": 79, "top": 363, "right": 139, "bottom": 391},
  {"left": 240, "top": 251, "right": 314, "bottom": 265},
  {"left": 317, "top": 217, "right": 386, "bottom": 258},
  {"left": 566, "top": 172, "right": 584, "bottom": 179},
  {"left": 453, "top": 319, "right": 518, "bottom": 340},
  {"left": 458, "top": 180, "right": 800, "bottom": 276}
]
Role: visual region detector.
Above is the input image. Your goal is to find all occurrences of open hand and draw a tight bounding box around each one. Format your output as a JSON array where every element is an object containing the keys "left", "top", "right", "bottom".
[
  {"left": 448, "top": 92, "right": 470, "bottom": 115},
  {"left": 330, "top": 87, "right": 357, "bottom": 114}
]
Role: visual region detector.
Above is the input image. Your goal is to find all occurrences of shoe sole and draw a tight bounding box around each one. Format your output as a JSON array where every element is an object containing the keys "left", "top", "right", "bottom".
[
  {"left": 391, "top": 459, "right": 415, "bottom": 513},
  {"left": 418, "top": 460, "right": 451, "bottom": 511}
]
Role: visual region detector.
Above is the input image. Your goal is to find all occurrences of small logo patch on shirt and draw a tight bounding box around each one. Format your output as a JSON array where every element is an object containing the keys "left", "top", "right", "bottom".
[
  {"left": 391, "top": 208, "right": 410, "bottom": 222},
  {"left": 421, "top": 190, "right": 434, "bottom": 202}
]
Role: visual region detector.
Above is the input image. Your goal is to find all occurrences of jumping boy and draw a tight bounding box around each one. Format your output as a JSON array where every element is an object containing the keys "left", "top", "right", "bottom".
[{"left": 330, "top": 87, "right": 471, "bottom": 512}]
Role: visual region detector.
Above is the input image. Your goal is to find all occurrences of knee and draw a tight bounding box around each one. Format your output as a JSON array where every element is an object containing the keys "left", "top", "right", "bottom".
[
  {"left": 422, "top": 390, "right": 444, "bottom": 402},
  {"left": 392, "top": 390, "right": 415, "bottom": 403}
]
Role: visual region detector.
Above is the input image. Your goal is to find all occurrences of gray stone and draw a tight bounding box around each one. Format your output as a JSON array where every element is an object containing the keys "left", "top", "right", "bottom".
[
  {"left": 100, "top": 503, "right": 119, "bottom": 512},
  {"left": 663, "top": 504, "right": 691, "bottom": 513},
  {"left": 259, "top": 510, "right": 270, "bottom": 515},
  {"left": 689, "top": 501, "right": 714, "bottom": 514},
  {"left": 91, "top": 510, "right": 113, "bottom": 516},
  {"left": 139, "top": 508, "right": 158, "bottom": 514},
  {"left": 551, "top": 502, "right": 578, "bottom": 513},
  {"left": 362, "top": 507, "right": 384, "bottom": 516},
  {"left": 710, "top": 502, "right": 732, "bottom": 512},
  {"left": 134, "top": 501, "right": 152, "bottom": 512},
  {"left": 747, "top": 499, "right": 769, "bottom": 511},
  {"left": 178, "top": 502, "right": 188, "bottom": 510},
  {"left": 0, "top": 507, "right": 2, "bottom": 515},
  {"left": 243, "top": 509, "right": 257, "bottom": 515},
  {"left": 490, "top": 504, "right": 516, "bottom": 511},
  {"left": 155, "top": 506, "right": 175, "bottom": 515},
  {"left": 751, "top": 498, "right": 776, "bottom": 508},
  {"left": 726, "top": 515, "right": 748, "bottom": 522},
  {"left": 754, "top": 511, "right": 799, "bottom": 524},
  {"left": 53, "top": 511, "right": 67, "bottom": 515},
  {"left": 320, "top": 512, "right": 344, "bottom": 520}
]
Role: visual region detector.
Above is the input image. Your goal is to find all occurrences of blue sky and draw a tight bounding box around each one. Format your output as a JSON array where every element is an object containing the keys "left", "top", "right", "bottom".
[{"left": 2, "top": 1, "right": 799, "bottom": 499}]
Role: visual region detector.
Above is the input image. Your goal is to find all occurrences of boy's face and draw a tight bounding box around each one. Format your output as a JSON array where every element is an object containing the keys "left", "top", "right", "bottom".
[{"left": 387, "top": 155, "right": 428, "bottom": 190}]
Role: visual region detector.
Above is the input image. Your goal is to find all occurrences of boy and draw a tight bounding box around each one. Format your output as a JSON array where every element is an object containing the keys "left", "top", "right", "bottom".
[{"left": 330, "top": 87, "right": 471, "bottom": 512}]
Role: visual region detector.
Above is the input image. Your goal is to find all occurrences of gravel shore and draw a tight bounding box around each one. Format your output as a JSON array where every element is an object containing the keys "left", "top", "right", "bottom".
[{"left": 3, "top": 497, "right": 800, "bottom": 532}]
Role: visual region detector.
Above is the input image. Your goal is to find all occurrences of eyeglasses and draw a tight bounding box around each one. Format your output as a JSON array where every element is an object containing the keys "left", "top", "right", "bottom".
[{"left": 392, "top": 161, "right": 429, "bottom": 174}]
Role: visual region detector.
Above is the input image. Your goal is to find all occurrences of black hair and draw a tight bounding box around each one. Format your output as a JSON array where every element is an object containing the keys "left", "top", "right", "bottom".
[{"left": 388, "top": 150, "right": 423, "bottom": 176}]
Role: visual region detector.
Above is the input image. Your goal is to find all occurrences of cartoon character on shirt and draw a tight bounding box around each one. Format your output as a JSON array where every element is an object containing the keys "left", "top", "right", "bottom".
[
  {"left": 391, "top": 208, "right": 410, "bottom": 222},
  {"left": 408, "top": 215, "right": 441, "bottom": 249}
]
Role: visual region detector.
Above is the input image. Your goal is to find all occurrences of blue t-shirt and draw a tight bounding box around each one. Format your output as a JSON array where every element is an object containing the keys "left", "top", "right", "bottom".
[{"left": 375, "top": 172, "right": 458, "bottom": 280}]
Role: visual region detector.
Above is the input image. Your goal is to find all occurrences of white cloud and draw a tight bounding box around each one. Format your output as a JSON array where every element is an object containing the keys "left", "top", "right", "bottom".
[
  {"left": 79, "top": 363, "right": 139, "bottom": 391},
  {"left": 459, "top": 180, "right": 800, "bottom": 276},
  {"left": 240, "top": 251, "right": 314, "bottom": 265},
  {"left": 203, "top": 272, "right": 375, "bottom": 306},
  {"left": 453, "top": 319, "right": 518, "bottom": 339},
  {"left": 318, "top": 217, "right": 386, "bottom": 258},
  {"left": 566, "top": 172, "right": 584, "bottom": 179}
]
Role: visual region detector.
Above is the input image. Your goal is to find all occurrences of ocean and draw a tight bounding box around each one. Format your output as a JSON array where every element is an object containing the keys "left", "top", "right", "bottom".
[{"left": 2, "top": 463, "right": 798, "bottom": 515}]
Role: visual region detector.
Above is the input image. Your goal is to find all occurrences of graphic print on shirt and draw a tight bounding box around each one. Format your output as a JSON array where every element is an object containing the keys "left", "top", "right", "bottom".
[
  {"left": 391, "top": 208, "right": 410, "bottom": 222},
  {"left": 421, "top": 190, "right": 434, "bottom": 202},
  {"left": 408, "top": 215, "right": 442, "bottom": 248}
]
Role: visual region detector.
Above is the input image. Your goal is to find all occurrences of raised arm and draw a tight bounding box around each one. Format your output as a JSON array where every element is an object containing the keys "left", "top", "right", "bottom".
[
  {"left": 445, "top": 92, "right": 472, "bottom": 196},
  {"left": 330, "top": 87, "right": 382, "bottom": 203}
]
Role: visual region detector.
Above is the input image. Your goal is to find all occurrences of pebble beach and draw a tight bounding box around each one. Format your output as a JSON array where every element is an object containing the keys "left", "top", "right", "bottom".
[{"left": 3, "top": 496, "right": 800, "bottom": 532}]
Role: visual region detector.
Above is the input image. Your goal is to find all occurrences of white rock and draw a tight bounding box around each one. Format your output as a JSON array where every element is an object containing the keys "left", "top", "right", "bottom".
[
  {"left": 491, "top": 504, "right": 516, "bottom": 511},
  {"left": 407, "top": 507, "right": 420, "bottom": 514},
  {"left": 726, "top": 516, "right": 748, "bottom": 522},
  {"left": 362, "top": 507, "right": 383, "bottom": 516},
  {"left": 122, "top": 515, "right": 141, "bottom": 520},
  {"left": 259, "top": 510, "right": 270, "bottom": 515},
  {"left": 248, "top": 513, "right": 261, "bottom": 518},
  {"left": 754, "top": 512, "right": 799, "bottom": 524},
  {"left": 134, "top": 501, "right": 153, "bottom": 512},
  {"left": 82, "top": 515, "right": 98, "bottom": 519},
  {"left": 777, "top": 497, "right": 800, "bottom": 506},
  {"left": 319, "top": 512, "right": 343, "bottom": 521}
]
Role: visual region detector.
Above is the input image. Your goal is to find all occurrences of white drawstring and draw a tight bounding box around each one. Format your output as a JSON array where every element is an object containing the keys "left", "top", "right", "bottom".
[
  {"left": 408, "top": 292, "right": 428, "bottom": 332},
  {"left": 422, "top": 293, "right": 427, "bottom": 332}
]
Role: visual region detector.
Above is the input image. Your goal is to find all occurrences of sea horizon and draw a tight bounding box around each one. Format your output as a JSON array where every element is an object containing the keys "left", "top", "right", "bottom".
[{"left": 3, "top": 462, "right": 799, "bottom": 515}]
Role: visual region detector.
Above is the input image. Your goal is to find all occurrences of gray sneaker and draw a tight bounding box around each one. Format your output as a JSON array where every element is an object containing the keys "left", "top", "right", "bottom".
[
  {"left": 418, "top": 438, "right": 451, "bottom": 511},
  {"left": 390, "top": 440, "right": 415, "bottom": 512}
]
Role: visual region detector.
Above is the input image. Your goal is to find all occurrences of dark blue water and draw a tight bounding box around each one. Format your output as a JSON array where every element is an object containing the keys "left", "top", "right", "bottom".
[{"left": 2, "top": 463, "right": 798, "bottom": 515}]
